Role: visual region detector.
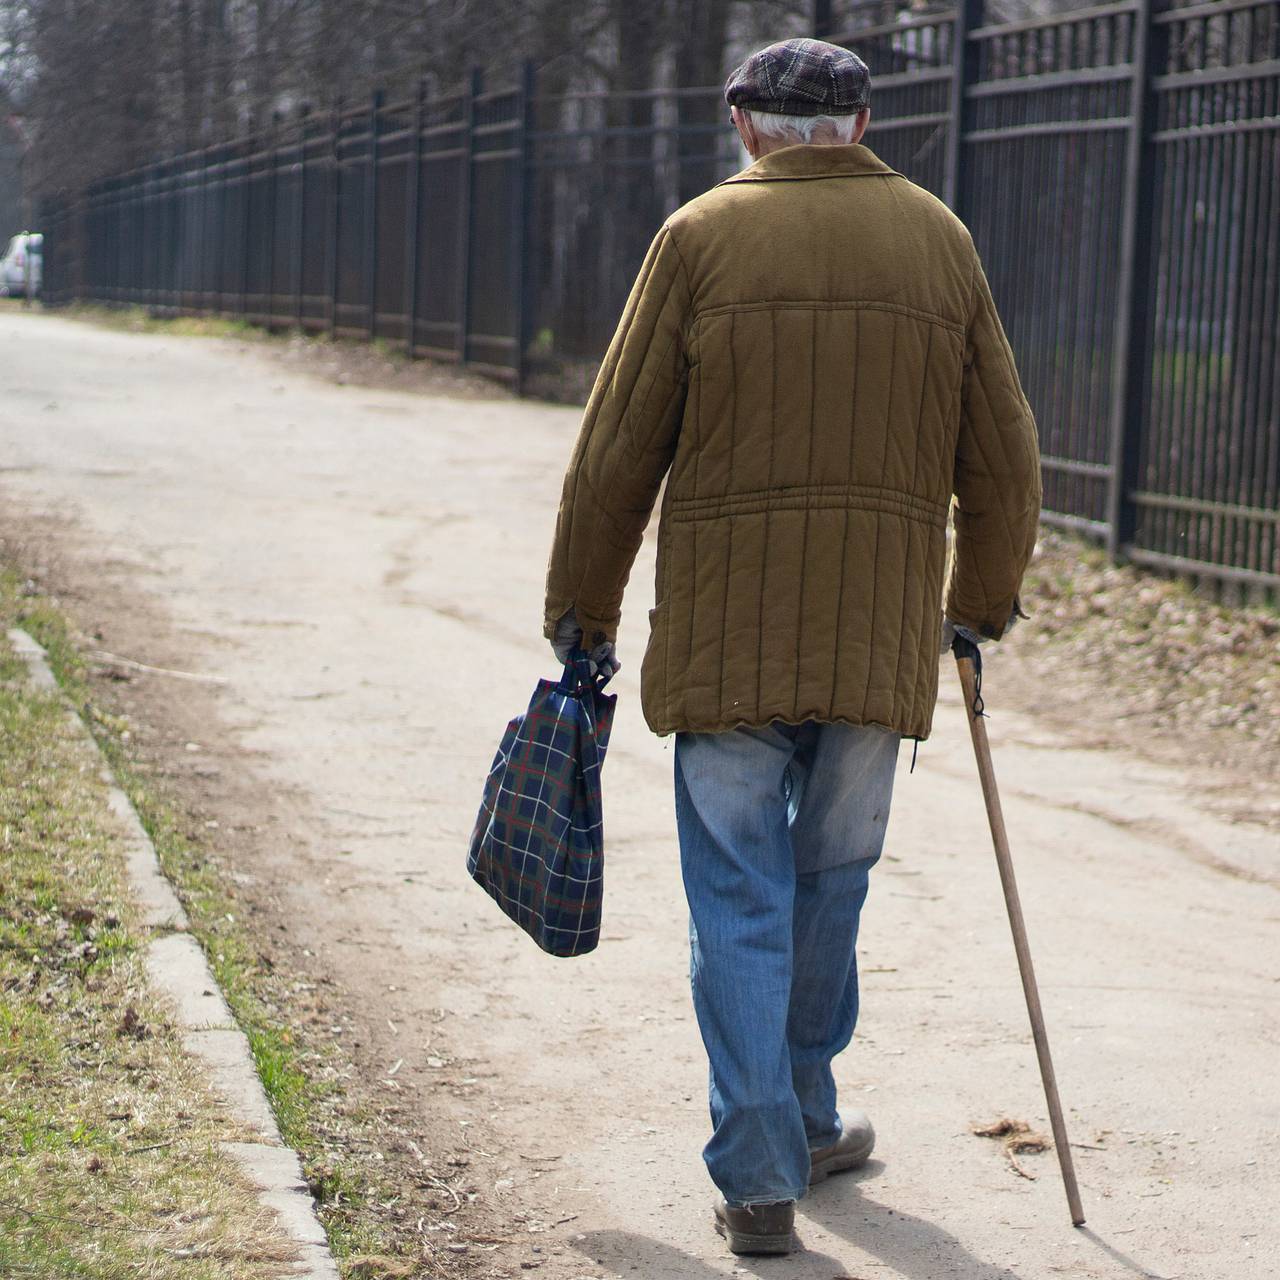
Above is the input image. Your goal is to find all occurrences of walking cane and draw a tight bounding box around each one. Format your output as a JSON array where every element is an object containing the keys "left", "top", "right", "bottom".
[{"left": 952, "top": 634, "right": 1086, "bottom": 1228}]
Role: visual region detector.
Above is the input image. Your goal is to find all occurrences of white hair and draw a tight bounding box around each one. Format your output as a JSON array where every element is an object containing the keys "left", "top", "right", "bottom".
[{"left": 746, "top": 109, "right": 860, "bottom": 145}]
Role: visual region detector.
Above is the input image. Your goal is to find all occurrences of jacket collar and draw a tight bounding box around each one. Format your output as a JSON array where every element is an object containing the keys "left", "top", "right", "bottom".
[{"left": 719, "top": 142, "right": 902, "bottom": 186}]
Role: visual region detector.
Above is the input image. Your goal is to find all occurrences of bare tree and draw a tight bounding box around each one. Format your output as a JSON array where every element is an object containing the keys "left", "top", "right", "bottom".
[{"left": 0, "top": 0, "right": 814, "bottom": 197}]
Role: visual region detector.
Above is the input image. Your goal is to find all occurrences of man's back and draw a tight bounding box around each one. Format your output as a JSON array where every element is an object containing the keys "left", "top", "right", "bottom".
[
  {"left": 545, "top": 141, "right": 1040, "bottom": 742},
  {"left": 651, "top": 142, "right": 1024, "bottom": 736}
]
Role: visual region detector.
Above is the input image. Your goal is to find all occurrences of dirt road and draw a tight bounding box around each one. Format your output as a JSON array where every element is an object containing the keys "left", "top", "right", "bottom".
[{"left": 2, "top": 310, "right": 1276, "bottom": 1280}]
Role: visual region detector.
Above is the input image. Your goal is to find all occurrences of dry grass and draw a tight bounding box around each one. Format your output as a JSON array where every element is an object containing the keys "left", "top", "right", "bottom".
[
  {"left": 31, "top": 300, "right": 510, "bottom": 402},
  {"left": 999, "top": 529, "right": 1280, "bottom": 828},
  {"left": 0, "top": 630, "right": 298, "bottom": 1279},
  {"left": 47, "top": 301, "right": 266, "bottom": 342},
  {"left": 1, "top": 571, "right": 470, "bottom": 1275},
  {"left": 1022, "top": 530, "right": 1279, "bottom": 752}
]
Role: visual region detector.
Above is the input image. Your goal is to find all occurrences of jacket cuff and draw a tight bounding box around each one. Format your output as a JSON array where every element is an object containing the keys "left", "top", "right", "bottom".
[
  {"left": 944, "top": 595, "right": 1027, "bottom": 641},
  {"left": 573, "top": 606, "right": 618, "bottom": 648},
  {"left": 542, "top": 602, "right": 618, "bottom": 647},
  {"left": 543, "top": 600, "right": 572, "bottom": 641}
]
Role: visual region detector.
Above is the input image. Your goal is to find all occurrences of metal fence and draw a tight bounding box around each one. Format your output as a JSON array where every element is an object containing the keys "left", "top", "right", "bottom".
[
  {"left": 43, "top": 72, "right": 531, "bottom": 383},
  {"left": 41, "top": 0, "right": 1280, "bottom": 598},
  {"left": 39, "top": 68, "right": 740, "bottom": 397},
  {"left": 820, "top": 0, "right": 1280, "bottom": 598}
]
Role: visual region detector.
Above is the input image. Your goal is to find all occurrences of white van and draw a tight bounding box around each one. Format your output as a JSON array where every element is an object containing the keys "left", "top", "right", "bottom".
[{"left": 1, "top": 232, "right": 43, "bottom": 298}]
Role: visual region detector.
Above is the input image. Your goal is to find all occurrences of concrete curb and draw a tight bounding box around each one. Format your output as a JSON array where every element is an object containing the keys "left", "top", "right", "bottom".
[{"left": 8, "top": 627, "right": 341, "bottom": 1280}]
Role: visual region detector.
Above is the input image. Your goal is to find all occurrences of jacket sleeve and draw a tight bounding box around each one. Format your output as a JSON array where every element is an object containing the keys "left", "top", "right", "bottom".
[
  {"left": 945, "top": 256, "right": 1043, "bottom": 639},
  {"left": 543, "top": 224, "right": 692, "bottom": 646}
]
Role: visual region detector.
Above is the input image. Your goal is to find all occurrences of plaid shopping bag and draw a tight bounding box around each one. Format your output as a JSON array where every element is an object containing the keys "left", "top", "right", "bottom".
[{"left": 467, "top": 653, "right": 616, "bottom": 958}]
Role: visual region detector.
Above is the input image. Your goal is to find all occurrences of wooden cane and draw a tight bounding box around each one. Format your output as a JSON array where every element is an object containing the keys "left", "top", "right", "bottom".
[{"left": 956, "top": 652, "right": 1086, "bottom": 1227}]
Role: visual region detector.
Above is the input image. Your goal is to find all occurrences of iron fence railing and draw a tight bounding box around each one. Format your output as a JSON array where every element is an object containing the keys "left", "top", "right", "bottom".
[
  {"left": 820, "top": 0, "right": 1280, "bottom": 598},
  {"left": 40, "top": 0, "right": 1280, "bottom": 599}
]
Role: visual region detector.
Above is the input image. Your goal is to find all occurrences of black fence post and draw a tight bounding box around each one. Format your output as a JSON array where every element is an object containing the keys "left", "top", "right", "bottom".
[
  {"left": 119, "top": 180, "right": 127, "bottom": 304},
  {"left": 366, "top": 88, "right": 383, "bottom": 340},
  {"left": 143, "top": 167, "right": 153, "bottom": 310},
  {"left": 171, "top": 157, "right": 182, "bottom": 312},
  {"left": 295, "top": 106, "right": 308, "bottom": 330},
  {"left": 136, "top": 169, "right": 145, "bottom": 309},
  {"left": 403, "top": 77, "right": 426, "bottom": 358},
  {"left": 150, "top": 162, "right": 160, "bottom": 312},
  {"left": 76, "top": 195, "right": 87, "bottom": 301},
  {"left": 122, "top": 180, "right": 128, "bottom": 302},
  {"left": 513, "top": 60, "right": 537, "bottom": 394},
  {"left": 944, "top": 0, "right": 981, "bottom": 216},
  {"left": 162, "top": 158, "right": 173, "bottom": 313},
  {"left": 456, "top": 67, "right": 482, "bottom": 367},
  {"left": 240, "top": 122, "right": 253, "bottom": 318},
  {"left": 130, "top": 174, "right": 138, "bottom": 307},
  {"left": 183, "top": 157, "right": 193, "bottom": 312},
  {"left": 266, "top": 112, "right": 281, "bottom": 327},
  {"left": 107, "top": 183, "right": 114, "bottom": 302},
  {"left": 220, "top": 140, "right": 231, "bottom": 316},
  {"left": 1106, "top": 0, "right": 1164, "bottom": 558},
  {"left": 327, "top": 103, "right": 342, "bottom": 339},
  {"left": 171, "top": 157, "right": 180, "bottom": 312},
  {"left": 106, "top": 186, "right": 112, "bottom": 302},
  {"left": 136, "top": 173, "right": 145, "bottom": 307},
  {"left": 813, "top": 0, "right": 834, "bottom": 38},
  {"left": 125, "top": 178, "right": 133, "bottom": 305},
  {"left": 201, "top": 143, "right": 213, "bottom": 312},
  {"left": 161, "top": 162, "right": 170, "bottom": 310},
  {"left": 147, "top": 164, "right": 158, "bottom": 312}
]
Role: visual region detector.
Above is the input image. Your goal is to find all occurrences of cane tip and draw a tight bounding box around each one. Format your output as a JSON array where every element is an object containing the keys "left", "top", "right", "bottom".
[{"left": 1072, "top": 1215, "right": 1086, "bottom": 1228}]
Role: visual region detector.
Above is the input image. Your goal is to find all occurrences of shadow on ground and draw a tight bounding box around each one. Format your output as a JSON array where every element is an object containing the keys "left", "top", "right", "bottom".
[{"left": 574, "top": 1162, "right": 1028, "bottom": 1279}]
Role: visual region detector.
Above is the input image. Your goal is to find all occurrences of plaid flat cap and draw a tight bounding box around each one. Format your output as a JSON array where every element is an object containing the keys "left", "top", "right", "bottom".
[{"left": 725, "top": 38, "right": 871, "bottom": 116}]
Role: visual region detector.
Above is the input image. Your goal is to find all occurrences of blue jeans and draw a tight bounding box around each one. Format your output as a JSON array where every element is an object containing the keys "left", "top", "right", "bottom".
[{"left": 675, "top": 719, "right": 900, "bottom": 1206}]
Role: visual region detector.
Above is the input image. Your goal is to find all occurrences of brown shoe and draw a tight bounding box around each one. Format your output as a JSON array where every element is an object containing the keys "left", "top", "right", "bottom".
[
  {"left": 713, "top": 1197, "right": 796, "bottom": 1255},
  {"left": 809, "top": 1111, "right": 876, "bottom": 1185}
]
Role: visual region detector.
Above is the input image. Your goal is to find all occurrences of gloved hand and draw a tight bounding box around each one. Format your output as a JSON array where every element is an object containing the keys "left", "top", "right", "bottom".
[
  {"left": 939, "top": 617, "right": 987, "bottom": 654},
  {"left": 551, "top": 608, "right": 621, "bottom": 678},
  {"left": 940, "top": 603, "right": 1023, "bottom": 654}
]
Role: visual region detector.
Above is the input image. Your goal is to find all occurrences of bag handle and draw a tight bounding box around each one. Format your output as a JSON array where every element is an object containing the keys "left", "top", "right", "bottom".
[{"left": 556, "top": 649, "right": 614, "bottom": 698}]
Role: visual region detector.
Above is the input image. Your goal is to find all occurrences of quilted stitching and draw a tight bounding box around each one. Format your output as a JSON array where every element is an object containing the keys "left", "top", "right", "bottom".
[{"left": 545, "top": 143, "right": 1041, "bottom": 740}]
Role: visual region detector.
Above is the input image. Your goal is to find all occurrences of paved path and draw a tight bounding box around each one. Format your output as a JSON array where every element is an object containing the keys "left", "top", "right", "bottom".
[{"left": 2, "top": 310, "right": 1276, "bottom": 1279}]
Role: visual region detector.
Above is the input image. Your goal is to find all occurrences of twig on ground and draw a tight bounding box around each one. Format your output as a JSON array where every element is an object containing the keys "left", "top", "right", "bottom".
[
  {"left": 406, "top": 1141, "right": 463, "bottom": 1212},
  {"left": 88, "top": 649, "right": 228, "bottom": 684}
]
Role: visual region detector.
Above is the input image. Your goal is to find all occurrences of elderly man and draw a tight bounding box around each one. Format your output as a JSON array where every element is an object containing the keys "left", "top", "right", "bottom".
[{"left": 544, "top": 38, "right": 1041, "bottom": 1255}]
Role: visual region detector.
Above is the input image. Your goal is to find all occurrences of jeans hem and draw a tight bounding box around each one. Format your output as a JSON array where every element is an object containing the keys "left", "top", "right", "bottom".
[{"left": 724, "top": 1188, "right": 807, "bottom": 1208}]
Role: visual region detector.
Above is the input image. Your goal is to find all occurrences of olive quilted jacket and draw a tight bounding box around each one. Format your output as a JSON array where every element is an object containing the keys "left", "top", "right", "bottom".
[{"left": 544, "top": 142, "right": 1042, "bottom": 739}]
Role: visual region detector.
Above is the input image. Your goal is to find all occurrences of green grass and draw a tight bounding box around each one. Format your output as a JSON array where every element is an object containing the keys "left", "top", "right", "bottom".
[
  {"left": 51, "top": 301, "right": 269, "bottom": 341},
  {"left": 0, "top": 624, "right": 296, "bottom": 1279},
  {"left": 0, "top": 572, "right": 412, "bottom": 1274}
]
